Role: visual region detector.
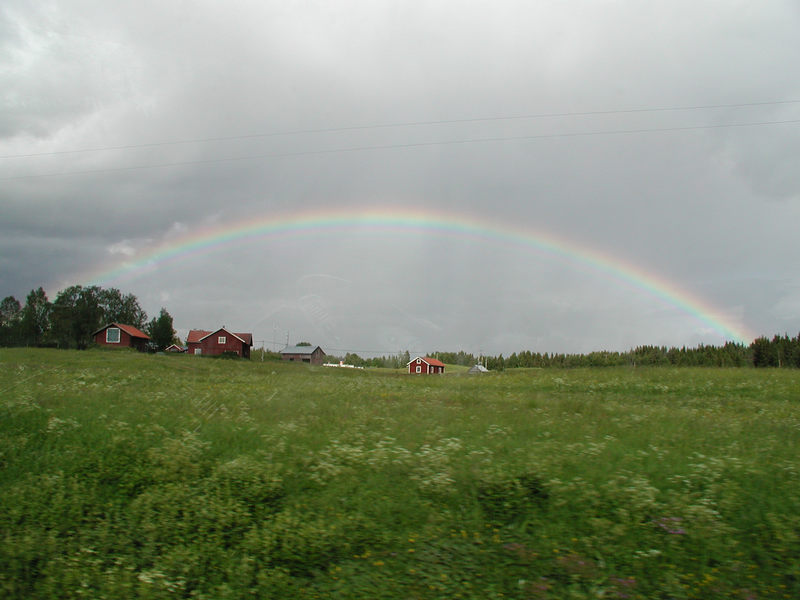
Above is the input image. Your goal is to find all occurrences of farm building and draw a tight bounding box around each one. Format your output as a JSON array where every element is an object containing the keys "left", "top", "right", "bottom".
[
  {"left": 187, "top": 328, "right": 253, "bottom": 358},
  {"left": 165, "top": 344, "right": 185, "bottom": 353},
  {"left": 92, "top": 323, "right": 150, "bottom": 352},
  {"left": 407, "top": 356, "right": 446, "bottom": 374},
  {"left": 280, "top": 345, "right": 326, "bottom": 365},
  {"left": 468, "top": 364, "right": 489, "bottom": 374}
]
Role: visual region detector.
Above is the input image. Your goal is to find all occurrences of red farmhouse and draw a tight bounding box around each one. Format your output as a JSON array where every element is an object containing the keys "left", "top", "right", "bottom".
[
  {"left": 187, "top": 328, "right": 253, "bottom": 358},
  {"left": 93, "top": 323, "right": 150, "bottom": 352},
  {"left": 407, "top": 356, "right": 446, "bottom": 374}
]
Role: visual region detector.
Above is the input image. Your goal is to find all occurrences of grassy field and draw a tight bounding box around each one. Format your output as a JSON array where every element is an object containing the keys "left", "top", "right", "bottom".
[{"left": 1, "top": 348, "right": 799, "bottom": 599}]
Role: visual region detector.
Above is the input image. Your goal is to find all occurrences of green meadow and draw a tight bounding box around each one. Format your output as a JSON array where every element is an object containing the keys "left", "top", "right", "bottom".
[{"left": 1, "top": 349, "right": 799, "bottom": 599}]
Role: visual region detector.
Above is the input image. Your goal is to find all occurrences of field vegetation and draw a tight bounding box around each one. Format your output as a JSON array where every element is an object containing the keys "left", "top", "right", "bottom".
[{"left": 1, "top": 348, "right": 799, "bottom": 599}]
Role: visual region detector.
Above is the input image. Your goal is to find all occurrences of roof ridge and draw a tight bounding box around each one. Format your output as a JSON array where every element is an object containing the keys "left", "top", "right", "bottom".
[{"left": 93, "top": 322, "right": 150, "bottom": 339}]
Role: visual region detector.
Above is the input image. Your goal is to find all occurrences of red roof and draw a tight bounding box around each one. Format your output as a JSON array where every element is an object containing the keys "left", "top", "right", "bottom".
[
  {"left": 189, "top": 328, "right": 253, "bottom": 346},
  {"left": 407, "top": 356, "right": 445, "bottom": 367},
  {"left": 93, "top": 323, "right": 150, "bottom": 339},
  {"left": 187, "top": 329, "right": 211, "bottom": 343},
  {"left": 236, "top": 332, "right": 254, "bottom": 346}
]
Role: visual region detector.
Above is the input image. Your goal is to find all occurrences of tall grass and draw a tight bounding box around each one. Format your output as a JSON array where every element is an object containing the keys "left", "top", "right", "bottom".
[{"left": 1, "top": 348, "right": 798, "bottom": 598}]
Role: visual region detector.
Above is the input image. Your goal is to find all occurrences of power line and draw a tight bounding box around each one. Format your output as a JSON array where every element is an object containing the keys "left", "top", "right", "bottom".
[
  {"left": 2, "top": 99, "right": 799, "bottom": 160},
  {"left": 324, "top": 347, "right": 426, "bottom": 356},
  {"left": 3, "top": 117, "right": 799, "bottom": 182}
]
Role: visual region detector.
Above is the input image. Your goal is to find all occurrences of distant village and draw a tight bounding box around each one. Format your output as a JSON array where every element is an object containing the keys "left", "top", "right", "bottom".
[
  {"left": 4, "top": 284, "right": 798, "bottom": 370},
  {"left": 79, "top": 319, "right": 800, "bottom": 371},
  {"left": 92, "top": 322, "right": 469, "bottom": 374},
  {"left": 1, "top": 284, "right": 490, "bottom": 373}
]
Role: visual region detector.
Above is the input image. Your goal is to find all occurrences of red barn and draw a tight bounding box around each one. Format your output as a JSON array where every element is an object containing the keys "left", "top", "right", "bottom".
[
  {"left": 187, "top": 328, "right": 253, "bottom": 358},
  {"left": 92, "top": 323, "right": 150, "bottom": 352},
  {"left": 407, "top": 356, "right": 446, "bottom": 374}
]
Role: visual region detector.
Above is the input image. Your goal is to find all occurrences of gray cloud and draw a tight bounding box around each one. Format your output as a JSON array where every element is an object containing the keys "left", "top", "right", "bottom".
[{"left": 2, "top": 1, "right": 799, "bottom": 354}]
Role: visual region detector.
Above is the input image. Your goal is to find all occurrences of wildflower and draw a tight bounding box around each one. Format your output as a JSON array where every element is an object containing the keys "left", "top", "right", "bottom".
[{"left": 653, "top": 516, "right": 687, "bottom": 535}]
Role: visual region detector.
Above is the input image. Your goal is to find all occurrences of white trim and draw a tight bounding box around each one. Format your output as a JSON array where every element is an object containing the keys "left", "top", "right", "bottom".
[
  {"left": 198, "top": 328, "right": 247, "bottom": 344},
  {"left": 106, "top": 327, "right": 121, "bottom": 343},
  {"left": 406, "top": 356, "right": 445, "bottom": 369}
]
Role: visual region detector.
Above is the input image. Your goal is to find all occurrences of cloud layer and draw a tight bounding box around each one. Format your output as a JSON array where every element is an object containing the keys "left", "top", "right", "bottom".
[{"left": 2, "top": 1, "right": 799, "bottom": 354}]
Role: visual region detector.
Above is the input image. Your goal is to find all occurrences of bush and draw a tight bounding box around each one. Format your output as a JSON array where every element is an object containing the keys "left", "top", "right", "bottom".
[{"left": 477, "top": 473, "right": 549, "bottom": 523}]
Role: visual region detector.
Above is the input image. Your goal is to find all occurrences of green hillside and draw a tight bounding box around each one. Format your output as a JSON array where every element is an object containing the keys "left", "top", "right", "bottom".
[{"left": 1, "top": 349, "right": 798, "bottom": 599}]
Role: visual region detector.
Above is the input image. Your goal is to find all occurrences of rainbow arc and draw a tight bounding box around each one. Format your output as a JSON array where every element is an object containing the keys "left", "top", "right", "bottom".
[{"left": 84, "top": 207, "right": 754, "bottom": 344}]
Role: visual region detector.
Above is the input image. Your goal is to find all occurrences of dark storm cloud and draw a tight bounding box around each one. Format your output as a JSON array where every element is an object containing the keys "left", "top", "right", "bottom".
[{"left": 2, "top": 1, "right": 799, "bottom": 353}]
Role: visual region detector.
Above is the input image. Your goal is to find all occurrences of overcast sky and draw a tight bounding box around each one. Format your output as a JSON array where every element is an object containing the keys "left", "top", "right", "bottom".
[{"left": 2, "top": 1, "right": 799, "bottom": 356}]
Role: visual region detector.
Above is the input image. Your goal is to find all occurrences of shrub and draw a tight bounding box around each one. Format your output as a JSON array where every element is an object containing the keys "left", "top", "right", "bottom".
[
  {"left": 206, "top": 457, "right": 284, "bottom": 514},
  {"left": 477, "top": 473, "right": 549, "bottom": 523}
]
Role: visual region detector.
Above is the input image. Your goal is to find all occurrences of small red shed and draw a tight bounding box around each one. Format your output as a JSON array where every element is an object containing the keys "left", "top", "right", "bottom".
[
  {"left": 93, "top": 323, "right": 150, "bottom": 352},
  {"left": 187, "top": 328, "right": 253, "bottom": 358},
  {"left": 407, "top": 356, "right": 446, "bottom": 374}
]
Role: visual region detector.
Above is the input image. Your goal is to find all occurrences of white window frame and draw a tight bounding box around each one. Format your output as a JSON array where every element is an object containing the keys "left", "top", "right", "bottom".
[
  {"left": 194, "top": 348, "right": 202, "bottom": 355},
  {"left": 218, "top": 336, "right": 226, "bottom": 344},
  {"left": 415, "top": 365, "right": 422, "bottom": 373},
  {"left": 106, "top": 328, "right": 120, "bottom": 343}
]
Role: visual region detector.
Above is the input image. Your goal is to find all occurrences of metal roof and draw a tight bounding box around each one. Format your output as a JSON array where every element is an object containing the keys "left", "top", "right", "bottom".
[{"left": 281, "top": 345, "right": 324, "bottom": 355}]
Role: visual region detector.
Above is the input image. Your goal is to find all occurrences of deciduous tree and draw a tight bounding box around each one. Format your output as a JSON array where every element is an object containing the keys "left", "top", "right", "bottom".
[
  {"left": 100, "top": 288, "right": 147, "bottom": 329},
  {"left": 51, "top": 285, "right": 104, "bottom": 349},
  {"left": 20, "top": 287, "right": 51, "bottom": 346},
  {"left": 0, "top": 296, "right": 22, "bottom": 346}
]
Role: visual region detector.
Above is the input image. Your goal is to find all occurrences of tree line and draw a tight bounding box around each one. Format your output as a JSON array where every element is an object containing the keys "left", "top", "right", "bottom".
[
  {"left": 333, "top": 336, "right": 800, "bottom": 370},
  {"left": 4, "top": 283, "right": 798, "bottom": 368},
  {"left": 0, "top": 285, "right": 177, "bottom": 351}
]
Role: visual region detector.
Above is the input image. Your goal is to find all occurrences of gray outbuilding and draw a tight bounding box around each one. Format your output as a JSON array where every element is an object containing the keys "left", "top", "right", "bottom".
[{"left": 280, "top": 345, "right": 326, "bottom": 365}]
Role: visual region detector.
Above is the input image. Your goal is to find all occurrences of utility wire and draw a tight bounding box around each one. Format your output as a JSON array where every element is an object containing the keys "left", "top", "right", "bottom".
[
  {"left": 3, "top": 117, "right": 799, "bottom": 182},
  {"left": 324, "top": 347, "right": 423, "bottom": 355},
  {"left": 2, "top": 99, "right": 799, "bottom": 160}
]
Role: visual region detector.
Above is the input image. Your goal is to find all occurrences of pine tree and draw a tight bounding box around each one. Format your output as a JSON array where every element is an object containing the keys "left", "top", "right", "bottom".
[{"left": 147, "top": 308, "right": 176, "bottom": 351}]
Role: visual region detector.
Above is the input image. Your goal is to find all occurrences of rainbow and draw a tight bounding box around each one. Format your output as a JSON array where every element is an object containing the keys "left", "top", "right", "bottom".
[{"left": 84, "top": 207, "right": 755, "bottom": 344}]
